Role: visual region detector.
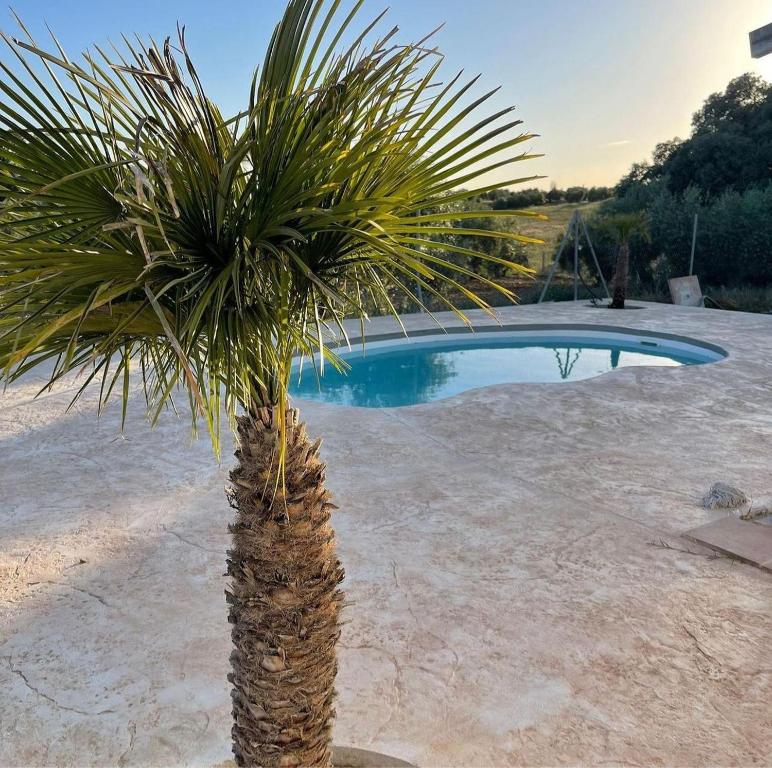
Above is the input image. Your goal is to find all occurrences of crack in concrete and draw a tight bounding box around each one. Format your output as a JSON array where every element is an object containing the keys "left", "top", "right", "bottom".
[
  {"left": 390, "top": 560, "right": 461, "bottom": 689},
  {"left": 117, "top": 721, "right": 137, "bottom": 766},
  {"left": 682, "top": 624, "right": 721, "bottom": 667},
  {"left": 27, "top": 580, "right": 111, "bottom": 608},
  {"left": 4, "top": 656, "right": 114, "bottom": 716},
  {"left": 368, "top": 503, "right": 431, "bottom": 533},
  {"left": 12, "top": 550, "right": 33, "bottom": 578},
  {"left": 553, "top": 526, "right": 604, "bottom": 572},
  {"left": 161, "top": 525, "right": 222, "bottom": 555},
  {"left": 343, "top": 640, "right": 406, "bottom": 744}
]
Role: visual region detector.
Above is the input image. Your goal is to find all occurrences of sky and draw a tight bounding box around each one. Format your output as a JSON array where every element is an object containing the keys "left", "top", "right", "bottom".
[{"left": 4, "top": 0, "right": 772, "bottom": 190}]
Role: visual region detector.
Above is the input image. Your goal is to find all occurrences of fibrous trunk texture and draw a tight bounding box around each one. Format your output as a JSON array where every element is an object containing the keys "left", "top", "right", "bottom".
[
  {"left": 227, "top": 407, "right": 344, "bottom": 768},
  {"left": 610, "top": 242, "right": 630, "bottom": 309}
]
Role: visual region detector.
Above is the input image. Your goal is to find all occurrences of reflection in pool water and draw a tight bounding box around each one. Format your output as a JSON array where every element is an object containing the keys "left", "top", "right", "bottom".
[{"left": 290, "top": 335, "right": 720, "bottom": 408}]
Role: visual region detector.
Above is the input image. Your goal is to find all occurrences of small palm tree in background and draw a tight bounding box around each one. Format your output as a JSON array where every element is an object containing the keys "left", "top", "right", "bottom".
[
  {"left": 603, "top": 213, "right": 650, "bottom": 309},
  {"left": 0, "top": 1, "right": 542, "bottom": 764}
]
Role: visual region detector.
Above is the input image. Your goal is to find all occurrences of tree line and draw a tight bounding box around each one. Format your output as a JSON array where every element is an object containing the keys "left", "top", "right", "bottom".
[
  {"left": 384, "top": 72, "right": 772, "bottom": 312},
  {"left": 480, "top": 185, "right": 612, "bottom": 208},
  {"left": 582, "top": 73, "right": 772, "bottom": 293}
]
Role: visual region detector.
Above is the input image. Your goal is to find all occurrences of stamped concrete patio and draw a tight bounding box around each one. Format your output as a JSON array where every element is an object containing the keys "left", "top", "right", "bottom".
[{"left": 1, "top": 301, "right": 771, "bottom": 767}]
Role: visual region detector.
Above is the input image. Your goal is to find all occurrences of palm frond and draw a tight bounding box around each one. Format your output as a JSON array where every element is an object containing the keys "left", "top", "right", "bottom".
[{"left": 0, "top": 0, "right": 543, "bottom": 457}]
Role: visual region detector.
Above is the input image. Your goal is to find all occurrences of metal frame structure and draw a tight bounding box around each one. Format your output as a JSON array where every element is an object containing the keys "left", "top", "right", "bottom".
[{"left": 538, "top": 209, "right": 610, "bottom": 303}]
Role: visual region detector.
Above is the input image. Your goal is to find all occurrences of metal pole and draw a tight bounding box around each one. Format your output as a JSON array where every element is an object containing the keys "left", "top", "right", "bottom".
[
  {"left": 579, "top": 214, "right": 611, "bottom": 299},
  {"left": 689, "top": 213, "right": 698, "bottom": 276},
  {"left": 573, "top": 212, "right": 579, "bottom": 301},
  {"left": 539, "top": 211, "right": 576, "bottom": 303}
]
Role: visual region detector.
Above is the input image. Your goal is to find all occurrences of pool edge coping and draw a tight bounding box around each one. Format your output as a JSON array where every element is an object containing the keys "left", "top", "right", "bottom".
[{"left": 330, "top": 323, "right": 729, "bottom": 360}]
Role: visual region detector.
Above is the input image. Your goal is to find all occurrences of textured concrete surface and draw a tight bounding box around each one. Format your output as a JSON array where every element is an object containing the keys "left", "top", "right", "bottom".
[{"left": 1, "top": 301, "right": 771, "bottom": 767}]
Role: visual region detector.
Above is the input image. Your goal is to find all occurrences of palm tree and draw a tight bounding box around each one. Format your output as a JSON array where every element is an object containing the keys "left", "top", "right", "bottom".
[
  {"left": 0, "top": 2, "right": 542, "bottom": 765},
  {"left": 603, "top": 213, "right": 650, "bottom": 309}
]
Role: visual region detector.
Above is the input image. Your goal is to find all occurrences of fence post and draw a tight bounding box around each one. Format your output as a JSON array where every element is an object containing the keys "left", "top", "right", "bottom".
[{"left": 689, "top": 213, "right": 698, "bottom": 276}]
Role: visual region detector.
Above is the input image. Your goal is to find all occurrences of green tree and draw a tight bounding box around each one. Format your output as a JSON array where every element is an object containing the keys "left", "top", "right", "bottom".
[
  {"left": 691, "top": 73, "right": 772, "bottom": 133},
  {"left": 601, "top": 213, "right": 650, "bottom": 309},
  {"left": 0, "top": 2, "right": 540, "bottom": 765},
  {"left": 564, "top": 186, "right": 587, "bottom": 203},
  {"left": 449, "top": 213, "right": 529, "bottom": 278},
  {"left": 586, "top": 186, "right": 612, "bottom": 202},
  {"left": 615, "top": 161, "right": 652, "bottom": 197},
  {"left": 651, "top": 138, "right": 683, "bottom": 166},
  {"left": 623, "top": 74, "right": 772, "bottom": 198},
  {"left": 545, "top": 183, "right": 563, "bottom": 203},
  {"left": 604, "top": 73, "right": 772, "bottom": 294},
  {"left": 490, "top": 187, "right": 544, "bottom": 208}
]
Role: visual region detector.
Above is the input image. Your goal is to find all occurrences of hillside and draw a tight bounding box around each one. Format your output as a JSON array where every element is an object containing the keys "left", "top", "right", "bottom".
[{"left": 517, "top": 200, "right": 604, "bottom": 272}]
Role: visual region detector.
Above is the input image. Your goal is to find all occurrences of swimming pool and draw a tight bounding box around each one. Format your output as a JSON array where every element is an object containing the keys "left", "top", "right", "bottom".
[{"left": 290, "top": 325, "right": 726, "bottom": 408}]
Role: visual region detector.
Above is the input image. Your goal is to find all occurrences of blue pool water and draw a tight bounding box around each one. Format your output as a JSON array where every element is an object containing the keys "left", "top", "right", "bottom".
[{"left": 290, "top": 330, "right": 724, "bottom": 408}]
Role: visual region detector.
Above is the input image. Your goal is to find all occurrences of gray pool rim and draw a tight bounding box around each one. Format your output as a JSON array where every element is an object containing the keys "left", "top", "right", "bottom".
[{"left": 312, "top": 324, "right": 728, "bottom": 361}]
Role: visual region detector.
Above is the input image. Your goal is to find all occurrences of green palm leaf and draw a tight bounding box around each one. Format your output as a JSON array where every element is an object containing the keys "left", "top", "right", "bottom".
[{"left": 0, "top": 0, "right": 543, "bottom": 457}]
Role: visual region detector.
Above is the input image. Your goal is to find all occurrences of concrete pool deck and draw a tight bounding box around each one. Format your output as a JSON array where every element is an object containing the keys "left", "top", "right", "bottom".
[{"left": 1, "top": 300, "right": 771, "bottom": 766}]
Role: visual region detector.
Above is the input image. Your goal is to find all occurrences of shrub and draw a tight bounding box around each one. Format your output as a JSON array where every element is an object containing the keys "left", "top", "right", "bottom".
[{"left": 589, "top": 182, "right": 772, "bottom": 289}]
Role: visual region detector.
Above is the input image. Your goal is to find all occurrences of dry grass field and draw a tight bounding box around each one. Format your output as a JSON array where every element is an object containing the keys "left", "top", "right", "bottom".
[
  {"left": 384, "top": 200, "right": 611, "bottom": 312},
  {"left": 518, "top": 200, "right": 604, "bottom": 272}
]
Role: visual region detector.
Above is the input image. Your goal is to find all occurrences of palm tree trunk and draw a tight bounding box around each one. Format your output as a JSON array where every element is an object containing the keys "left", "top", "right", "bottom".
[
  {"left": 609, "top": 241, "right": 630, "bottom": 309},
  {"left": 227, "top": 406, "right": 344, "bottom": 768}
]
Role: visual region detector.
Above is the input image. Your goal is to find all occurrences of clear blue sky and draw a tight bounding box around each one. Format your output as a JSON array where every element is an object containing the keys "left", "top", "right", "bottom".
[{"left": 5, "top": 0, "right": 772, "bottom": 189}]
